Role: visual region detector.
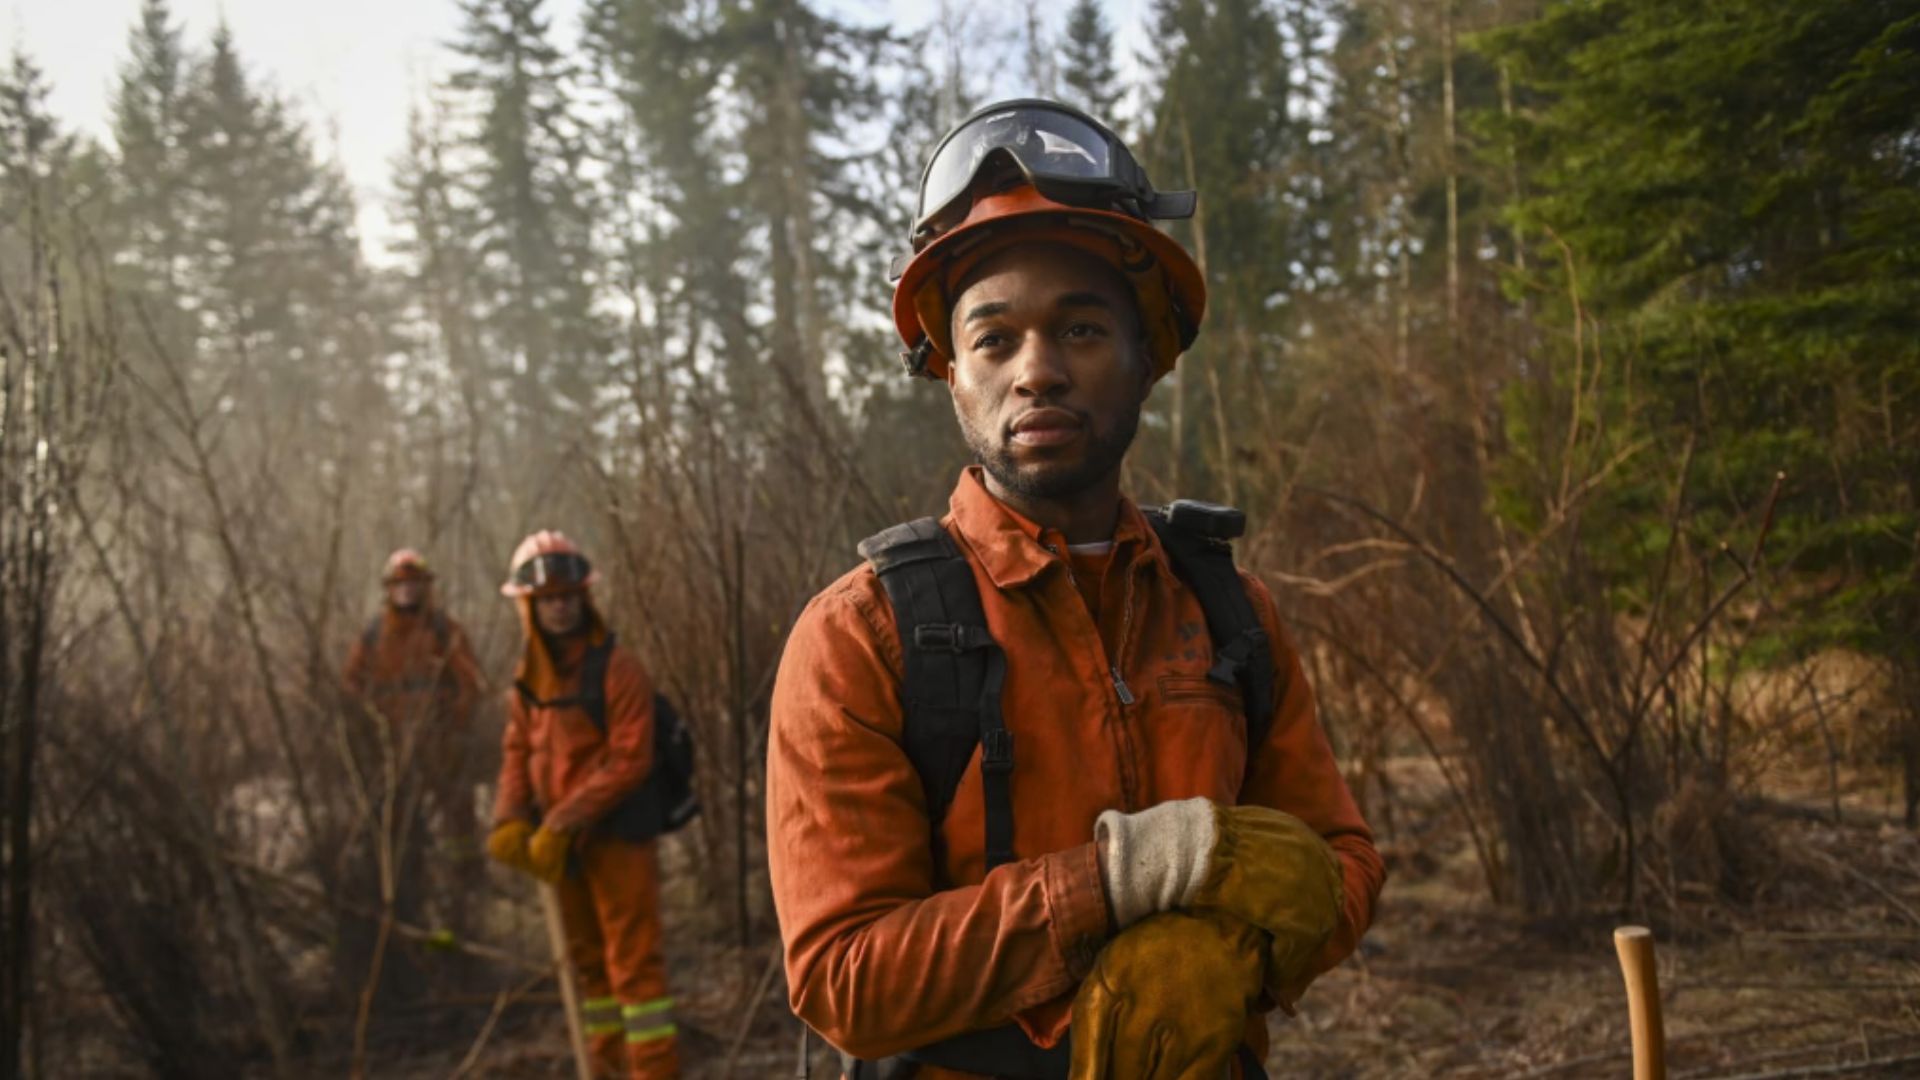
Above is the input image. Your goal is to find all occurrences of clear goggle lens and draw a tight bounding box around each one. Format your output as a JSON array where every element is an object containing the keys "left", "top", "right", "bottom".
[
  {"left": 512, "top": 552, "right": 590, "bottom": 590},
  {"left": 917, "top": 107, "right": 1118, "bottom": 227},
  {"left": 903, "top": 103, "right": 1195, "bottom": 266}
]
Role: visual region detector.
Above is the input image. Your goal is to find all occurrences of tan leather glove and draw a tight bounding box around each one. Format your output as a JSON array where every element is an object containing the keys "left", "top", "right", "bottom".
[
  {"left": 1069, "top": 911, "right": 1265, "bottom": 1080},
  {"left": 485, "top": 819, "right": 535, "bottom": 873},
  {"left": 1097, "top": 799, "right": 1344, "bottom": 999},
  {"left": 525, "top": 826, "right": 572, "bottom": 884},
  {"left": 1193, "top": 804, "right": 1344, "bottom": 999}
]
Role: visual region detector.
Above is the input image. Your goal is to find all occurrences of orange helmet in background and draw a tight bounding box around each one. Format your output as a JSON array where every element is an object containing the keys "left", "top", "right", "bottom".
[
  {"left": 500, "top": 530, "right": 599, "bottom": 597},
  {"left": 382, "top": 548, "right": 434, "bottom": 583},
  {"left": 889, "top": 99, "right": 1207, "bottom": 383}
]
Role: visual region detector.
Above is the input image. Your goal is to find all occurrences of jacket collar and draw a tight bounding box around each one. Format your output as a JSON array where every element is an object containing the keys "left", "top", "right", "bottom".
[{"left": 944, "top": 466, "right": 1169, "bottom": 591}]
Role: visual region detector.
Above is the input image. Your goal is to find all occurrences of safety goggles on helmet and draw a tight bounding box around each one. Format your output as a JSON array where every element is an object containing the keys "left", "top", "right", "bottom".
[
  {"left": 898, "top": 99, "right": 1195, "bottom": 274},
  {"left": 509, "top": 552, "right": 592, "bottom": 592}
]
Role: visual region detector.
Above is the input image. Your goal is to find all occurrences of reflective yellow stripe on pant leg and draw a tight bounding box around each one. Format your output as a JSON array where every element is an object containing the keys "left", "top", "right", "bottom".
[
  {"left": 621, "top": 997, "right": 676, "bottom": 1043},
  {"left": 583, "top": 995, "right": 623, "bottom": 1037}
]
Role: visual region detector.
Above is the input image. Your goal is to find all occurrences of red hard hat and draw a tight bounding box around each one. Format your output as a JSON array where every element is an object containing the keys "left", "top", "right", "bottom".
[
  {"left": 500, "top": 530, "right": 599, "bottom": 597},
  {"left": 889, "top": 100, "right": 1206, "bottom": 383},
  {"left": 382, "top": 548, "right": 433, "bottom": 583}
]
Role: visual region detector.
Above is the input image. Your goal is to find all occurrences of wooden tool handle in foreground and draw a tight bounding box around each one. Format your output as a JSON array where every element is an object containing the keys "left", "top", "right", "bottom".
[
  {"left": 540, "top": 883, "right": 595, "bottom": 1080},
  {"left": 1614, "top": 925, "right": 1667, "bottom": 1080}
]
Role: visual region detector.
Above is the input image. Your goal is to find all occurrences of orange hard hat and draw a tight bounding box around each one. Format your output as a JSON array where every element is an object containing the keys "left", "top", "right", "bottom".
[
  {"left": 889, "top": 100, "right": 1206, "bottom": 383},
  {"left": 500, "top": 530, "right": 598, "bottom": 597},
  {"left": 382, "top": 548, "right": 433, "bottom": 583}
]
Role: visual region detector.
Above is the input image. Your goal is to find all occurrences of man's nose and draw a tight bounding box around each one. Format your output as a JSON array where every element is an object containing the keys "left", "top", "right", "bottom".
[{"left": 1009, "top": 332, "right": 1070, "bottom": 399}]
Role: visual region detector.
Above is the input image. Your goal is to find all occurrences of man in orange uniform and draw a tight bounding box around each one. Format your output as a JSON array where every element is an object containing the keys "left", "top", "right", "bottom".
[
  {"left": 342, "top": 548, "right": 484, "bottom": 949},
  {"left": 767, "top": 101, "right": 1384, "bottom": 1079},
  {"left": 485, "top": 531, "right": 680, "bottom": 1080}
]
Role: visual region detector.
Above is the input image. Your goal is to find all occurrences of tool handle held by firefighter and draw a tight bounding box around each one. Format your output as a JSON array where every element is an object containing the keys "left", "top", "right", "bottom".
[{"left": 540, "top": 883, "right": 595, "bottom": 1080}]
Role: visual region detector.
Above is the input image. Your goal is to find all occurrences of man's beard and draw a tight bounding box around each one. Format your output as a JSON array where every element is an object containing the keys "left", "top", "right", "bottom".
[{"left": 960, "top": 401, "right": 1141, "bottom": 501}]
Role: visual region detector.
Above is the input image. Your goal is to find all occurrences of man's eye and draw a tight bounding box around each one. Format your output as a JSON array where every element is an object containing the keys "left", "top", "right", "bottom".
[
  {"left": 1064, "top": 322, "right": 1108, "bottom": 340},
  {"left": 972, "top": 331, "right": 1009, "bottom": 351}
]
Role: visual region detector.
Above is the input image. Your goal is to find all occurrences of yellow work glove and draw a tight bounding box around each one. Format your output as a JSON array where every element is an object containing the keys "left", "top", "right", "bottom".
[
  {"left": 1069, "top": 911, "right": 1265, "bottom": 1080},
  {"left": 485, "top": 819, "right": 535, "bottom": 873},
  {"left": 525, "top": 826, "right": 571, "bottom": 884},
  {"left": 1193, "top": 804, "right": 1344, "bottom": 1000},
  {"left": 1096, "top": 798, "right": 1344, "bottom": 1000}
]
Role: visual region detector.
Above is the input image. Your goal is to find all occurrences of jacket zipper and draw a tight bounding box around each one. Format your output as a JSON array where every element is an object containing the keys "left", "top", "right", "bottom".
[
  {"left": 1112, "top": 555, "right": 1140, "bottom": 705},
  {"left": 1051, "top": 540, "right": 1135, "bottom": 706}
]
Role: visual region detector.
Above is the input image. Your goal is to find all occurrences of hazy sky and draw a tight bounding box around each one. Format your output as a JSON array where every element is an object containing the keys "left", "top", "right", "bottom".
[{"left": 6, "top": 0, "right": 1145, "bottom": 259}]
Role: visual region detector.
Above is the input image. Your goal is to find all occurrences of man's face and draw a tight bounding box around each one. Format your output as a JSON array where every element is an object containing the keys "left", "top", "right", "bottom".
[
  {"left": 947, "top": 243, "right": 1151, "bottom": 502},
  {"left": 534, "top": 590, "right": 586, "bottom": 637},
  {"left": 385, "top": 578, "right": 426, "bottom": 610}
]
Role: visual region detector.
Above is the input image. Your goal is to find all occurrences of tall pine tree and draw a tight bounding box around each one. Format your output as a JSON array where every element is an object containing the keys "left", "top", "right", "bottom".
[
  {"left": 448, "top": 0, "right": 603, "bottom": 435},
  {"left": 1060, "top": 0, "right": 1121, "bottom": 118}
]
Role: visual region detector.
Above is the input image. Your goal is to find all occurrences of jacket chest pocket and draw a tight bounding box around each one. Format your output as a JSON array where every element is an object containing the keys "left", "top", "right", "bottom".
[
  {"left": 1157, "top": 673, "right": 1243, "bottom": 709},
  {"left": 1148, "top": 674, "right": 1248, "bottom": 792}
]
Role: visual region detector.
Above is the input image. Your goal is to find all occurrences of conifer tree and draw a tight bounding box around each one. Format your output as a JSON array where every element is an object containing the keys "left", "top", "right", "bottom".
[
  {"left": 1141, "top": 0, "right": 1294, "bottom": 500},
  {"left": 110, "top": 0, "right": 191, "bottom": 291},
  {"left": 448, "top": 0, "right": 602, "bottom": 430},
  {"left": 580, "top": 0, "right": 757, "bottom": 403},
  {"left": 1060, "top": 0, "right": 1121, "bottom": 119},
  {"left": 1484, "top": 0, "right": 1920, "bottom": 815},
  {"left": 0, "top": 47, "right": 61, "bottom": 189}
]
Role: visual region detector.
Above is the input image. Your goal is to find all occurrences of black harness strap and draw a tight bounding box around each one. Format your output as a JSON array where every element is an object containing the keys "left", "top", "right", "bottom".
[
  {"left": 1145, "top": 510, "right": 1277, "bottom": 762},
  {"left": 858, "top": 519, "right": 1015, "bottom": 870},
  {"left": 513, "top": 635, "right": 616, "bottom": 733}
]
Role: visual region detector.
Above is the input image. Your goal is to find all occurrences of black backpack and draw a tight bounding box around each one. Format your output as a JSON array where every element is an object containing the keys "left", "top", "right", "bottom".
[
  {"left": 842, "top": 499, "right": 1277, "bottom": 1080},
  {"left": 514, "top": 634, "right": 701, "bottom": 842}
]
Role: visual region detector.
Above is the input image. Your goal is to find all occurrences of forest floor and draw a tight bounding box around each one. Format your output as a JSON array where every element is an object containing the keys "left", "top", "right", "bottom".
[
  {"left": 336, "top": 754, "right": 1920, "bottom": 1079},
  {"left": 1260, "top": 758, "right": 1920, "bottom": 1080}
]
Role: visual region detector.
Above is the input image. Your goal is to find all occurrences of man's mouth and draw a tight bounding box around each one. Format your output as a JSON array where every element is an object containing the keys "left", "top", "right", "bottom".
[{"left": 1008, "top": 407, "right": 1084, "bottom": 448}]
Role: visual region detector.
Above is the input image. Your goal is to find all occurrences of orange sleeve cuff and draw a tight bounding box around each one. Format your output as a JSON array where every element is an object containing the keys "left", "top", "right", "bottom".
[{"left": 1043, "top": 841, "right": 1111, "bottom": 981}]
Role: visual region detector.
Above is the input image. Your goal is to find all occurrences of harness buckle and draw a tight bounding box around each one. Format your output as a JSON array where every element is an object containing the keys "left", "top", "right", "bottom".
[
  {"left": 914, "top": 623, "right": 988, "bottom": 653},
  {"left": 979, "top": 729, "right": 1015, "bottom": 773}
]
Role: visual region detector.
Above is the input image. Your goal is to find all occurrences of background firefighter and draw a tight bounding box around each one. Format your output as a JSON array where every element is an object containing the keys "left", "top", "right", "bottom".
[
  {"left": 486, "top": 531, "right": 681, "bottom": 1080},
  {"left": 767, "top": 100, "right": 1385, "bottom": 1079},
  {"left": 338, "top": 547, "right": 484, "bottom": 998}
]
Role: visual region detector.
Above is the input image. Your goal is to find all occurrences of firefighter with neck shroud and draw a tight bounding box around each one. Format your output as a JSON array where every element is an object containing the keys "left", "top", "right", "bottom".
[
  {"left": 487, "top": 531, "right": 681, "bottom": 1079},
  {"left": 767, "top": 100, "right": 1384, "bottom": 1079}
]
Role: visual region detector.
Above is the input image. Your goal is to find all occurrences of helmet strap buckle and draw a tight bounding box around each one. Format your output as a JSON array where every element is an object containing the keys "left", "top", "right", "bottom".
[{"left": 900, "top": 337, "right": 936, "bottom": 378}]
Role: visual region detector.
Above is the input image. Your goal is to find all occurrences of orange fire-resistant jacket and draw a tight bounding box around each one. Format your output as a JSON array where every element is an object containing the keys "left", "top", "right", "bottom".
[
  {"left": 767, "top": 468, "right": 1383, "bottom": 1067},
  {"left": 343, "top": 604, "right": 482, "bottom": 740},
  {"left": 494, "top": 601, "right": 659, "bottom": 835}
]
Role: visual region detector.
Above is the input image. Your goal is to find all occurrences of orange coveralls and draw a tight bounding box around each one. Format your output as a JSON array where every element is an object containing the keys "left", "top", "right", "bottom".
[
  {"left": 342, "top": 606, "right": 483, "bottom": 862},
  {"left": 341, "top": 603, "right": 484, "bottom": 992},
  {"left": 342, "top": 605, "right": 483, "bottom": 768},
  {"left": 767, "top": 469, "right": 1384, "bottom": 1075},
  {"left": 495, "top": 621, "right": 680, "bottom": 1079}
]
